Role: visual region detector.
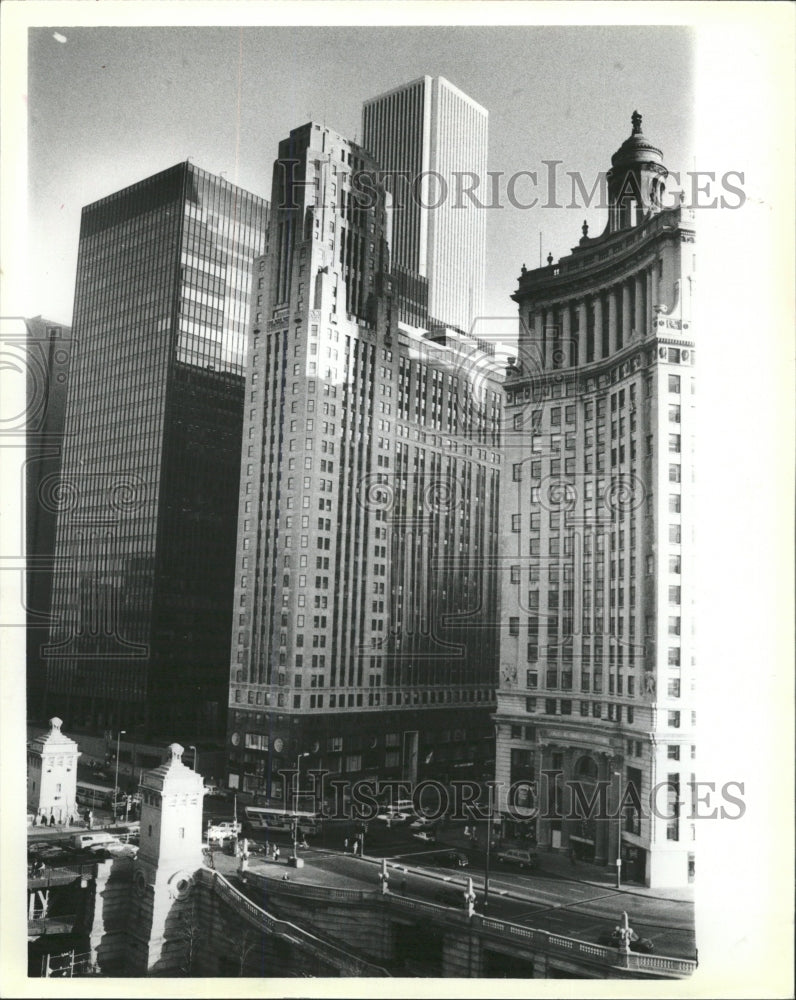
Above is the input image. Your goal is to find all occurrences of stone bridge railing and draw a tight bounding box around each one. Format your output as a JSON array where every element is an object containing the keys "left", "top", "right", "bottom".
[
  {"left": 242, "top": 869, "right": 696, "bottom": 979},
  {"left": 195, "top": 868, "right": 391, "bottom": 977}
]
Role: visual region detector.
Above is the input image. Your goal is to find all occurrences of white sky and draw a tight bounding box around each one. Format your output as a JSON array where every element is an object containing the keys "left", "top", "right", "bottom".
[{"left": 24, "top": 23, "right": 693, "bottom": 329}]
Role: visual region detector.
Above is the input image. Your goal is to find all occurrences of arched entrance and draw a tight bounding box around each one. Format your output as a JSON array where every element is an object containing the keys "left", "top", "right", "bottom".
[{"left": 567, "top": 755, "right": 600, "bottom": 862}]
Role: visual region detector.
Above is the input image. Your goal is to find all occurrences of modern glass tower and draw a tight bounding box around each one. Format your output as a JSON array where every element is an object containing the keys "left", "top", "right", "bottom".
[
  {"left": 362, "top": 76, "right": 488, "bottom": 335},
  {"left": 44, "top": 162, "right": 269, "bottom": 741}
]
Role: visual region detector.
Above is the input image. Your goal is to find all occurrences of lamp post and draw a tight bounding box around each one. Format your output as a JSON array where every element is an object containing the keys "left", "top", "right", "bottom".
[
  {"left": 483, "top": 783, "right": 494, "bottom": 911},
  {"left": 292, "top": 753, "right": 310, "bottom": 861},
  {"left": 613, "top": 770, "right": 623, "bottom": 889},
  {"left": 189, "top": 745, "right": 197, "bottom": 771},
  {"left": 114, "top": 730, "right": 126, "bottom": 819}
]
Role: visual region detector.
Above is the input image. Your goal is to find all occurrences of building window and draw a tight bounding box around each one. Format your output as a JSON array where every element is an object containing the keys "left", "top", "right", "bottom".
[
  {"left": 668, "top": 647, "right": 681, "bottom": 666},
  {"left": 669, "top": 464, "right": 681, "bottom": 483},
  {"left": 668, "top": 585, "right": 681, "bottom": 604},
  {"left": 668, "top": 434, "right": 681, "bottom": 453},
  {"left": 512, "top": 463, "right": 522, "bottom": 481},
  {"left": 511, "top": 514, "right": 521, "bottom": 532},
  {"left": 509, "top": 617, "right": 520, "bottom": 636},
  {"left": 668, "top": 375, "right": 681, "bottom": 393},
  {"left": 669, "top": 494, "right": 681, "bottom": 513},
  {"left": 510, "top": 565, "right": 521, "bottom": 584},
  {"left": 668, "top": 711, "right": 681, "bottom": 728},
  {"left": 545, "top": 699, "right": 557, "bottom": 715},
  {"left": 669, "top": 525, "right": 681, "bottom": 544},
  {"left": 525, "top": 697, "right": 536, "bottom": 713}
]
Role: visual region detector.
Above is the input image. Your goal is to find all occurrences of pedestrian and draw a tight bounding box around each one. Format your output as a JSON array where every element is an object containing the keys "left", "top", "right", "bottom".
[
  {"left": 464, "top": 824, "right": 470, "bottom": 839},
  {"left": 273, "top": 846, "right": 280, "bottom": 863},
  {"left": 49, "top": 813, "right": 55, "bottom": 827},
  {"left": 569, "top": 845, "right": 578, "bottom": 867},
  {"left": 352, "top": 839, "right": 359, "bottom": 857},
  {"left": 344, "top": 837, "right": 349, "bottom": 853}
]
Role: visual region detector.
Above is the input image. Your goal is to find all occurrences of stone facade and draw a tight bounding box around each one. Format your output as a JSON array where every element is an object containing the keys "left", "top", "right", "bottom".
[
  {"left": 27, "top": 716, "right": 81, "bottom": 824},
  {"left": 494, "top": 113, "right": 696, "bottom": 888}
]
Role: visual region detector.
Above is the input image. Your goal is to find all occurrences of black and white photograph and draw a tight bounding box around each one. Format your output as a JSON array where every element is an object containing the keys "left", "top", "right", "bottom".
[{"left": 1, "top": 2, "right": 793, "bottom": 996}]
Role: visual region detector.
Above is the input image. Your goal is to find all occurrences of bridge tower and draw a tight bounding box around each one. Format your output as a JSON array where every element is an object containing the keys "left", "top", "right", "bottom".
[
  {"left": 27, "top": 716, "right": 81, "bottom": 825},
  {"left": 126, "top": 743, "right": 205, "bottom": 975}
]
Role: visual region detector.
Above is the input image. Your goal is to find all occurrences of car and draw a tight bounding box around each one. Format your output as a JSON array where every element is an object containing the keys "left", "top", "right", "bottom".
[
  {"left": 496, "top": 847, "right": 538, "bottom": 869},
  {"left": 599, "top": 928, "right": 654, "bottom": 954},
  {"left": 29, "top": 843, "right": 68, "bottom": 859},
  {"left": 207, "top": 820, "right": 241, "bottom": 842},
  {"left": 427, "top": 850, "right": 469, "bottom": 869},
  {"left": 412, "top": 829, "right": 437, "bottom": 843},
  {"left": 374, "top": 810, "right": 413, "bottom": 826},
  {"left": 409, "top": 815, "right": 438, "bottom": 831}
]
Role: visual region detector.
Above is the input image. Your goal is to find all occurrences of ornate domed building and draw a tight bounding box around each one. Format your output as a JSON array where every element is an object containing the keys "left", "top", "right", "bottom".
[{"left": 494, "top": 113, "right": 696, "bottom": 888}]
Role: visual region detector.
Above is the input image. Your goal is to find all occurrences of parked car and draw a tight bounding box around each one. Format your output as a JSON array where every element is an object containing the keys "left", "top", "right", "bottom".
[
  {"left": 427, "top": 850, "right": 470, "bottom": 869},
  {"left": 72, "top": 832, "right": 120, "bottom": 852},
  {"left": 495, "top": 847, "right": 538, "bottom": 869},
  {"left": 599, "top": 928, "right": 654, "bottom": 953},
  {"left": 29, "top": 842, "right": 68, "bottom": 860},
  {"left": 207, "top": 820, "right": 241, "bottom": 842}
]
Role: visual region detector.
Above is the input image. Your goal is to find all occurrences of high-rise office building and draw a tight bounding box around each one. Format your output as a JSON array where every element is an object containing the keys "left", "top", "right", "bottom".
[
  {"left": 25, "top": 317, "right": 72, "bottom": 721},
  {"left": 362, "top": 76, "right": 488, "bottom": 334},
  {"left": 494, "top": 113, "right": 696, "bottom": 887},
  {"left": 44, "top": 163, "right": 269, "bottom": 740},
  {"left": 226, "top": 122, "right": 501, "bottom": 798}
]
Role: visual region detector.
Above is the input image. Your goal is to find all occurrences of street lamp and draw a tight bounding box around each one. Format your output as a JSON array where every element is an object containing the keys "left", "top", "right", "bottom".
[
  {"left": 292, "top": 753, "right": 310, "bottom": 861},
  {"left": 189, "top": 745, "right": 197, "bottom": 771},
  {"left": 114, "top": 730, "right": 126, "bottom": 819},
  {"left": 483, "top": 784, "right": 495, "bottom": 911},
  {"left": 613, "top": 770, "right": 623, "bottom": 889}
]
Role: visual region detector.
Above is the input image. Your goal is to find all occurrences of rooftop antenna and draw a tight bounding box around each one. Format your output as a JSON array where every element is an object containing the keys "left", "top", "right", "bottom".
[{"left": 539, "top": 232, "right": 542, "bottom": 268}]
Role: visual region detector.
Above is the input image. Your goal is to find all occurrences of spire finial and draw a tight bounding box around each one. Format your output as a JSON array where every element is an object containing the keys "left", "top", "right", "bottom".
[
  {"left": 582, "top": 220, "right": 589, "bottom": 238},
  {"left": 631, "top": 110, "right": 642, "bottom": 134},
  {"left": 546, "top": 252, "right": 553, "bottom": 266}
]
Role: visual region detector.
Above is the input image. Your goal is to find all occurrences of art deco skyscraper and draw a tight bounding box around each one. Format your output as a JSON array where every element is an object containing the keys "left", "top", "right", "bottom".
[
  {"left": 44, "top": 163, "right": 269, "bottom": 740},
  {"left": 226, "top": 122, "right": 502, "bottom": 797},
  {"left": 494, "top": 114, "right": 696, "bottom": 888},
  {"left": 362, "top": 76, "right": 488, "bottom": 334}
]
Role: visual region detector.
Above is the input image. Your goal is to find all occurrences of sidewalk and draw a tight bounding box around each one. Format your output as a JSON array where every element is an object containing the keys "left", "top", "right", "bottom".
[{"left": 433, "top": 822, "right": 694, "bottom": 903}]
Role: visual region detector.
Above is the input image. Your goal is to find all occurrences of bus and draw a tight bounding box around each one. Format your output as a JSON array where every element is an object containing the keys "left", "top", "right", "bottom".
[
  {"left": 242, "top": 806, "right": 321, "bottom": 837},
  {"left": 75, "top": 781, "right": 116, "bottom": 810}
]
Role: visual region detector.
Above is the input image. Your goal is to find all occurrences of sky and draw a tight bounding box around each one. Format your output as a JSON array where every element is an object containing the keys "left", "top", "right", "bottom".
[{"left": 25, "top": 23, "right": 693, "bottom": 329}]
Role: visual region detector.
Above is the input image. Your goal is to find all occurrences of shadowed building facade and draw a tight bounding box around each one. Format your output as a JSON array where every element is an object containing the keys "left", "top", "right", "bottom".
[
  {"left": 44, "top": 163, "right": 269, "bottom": 741},
  {"left": 226, "top": 122, "right": 501, "bottom": 798},
  {"left": 494, "top": 114, "right": 696, "bottom": 887}
]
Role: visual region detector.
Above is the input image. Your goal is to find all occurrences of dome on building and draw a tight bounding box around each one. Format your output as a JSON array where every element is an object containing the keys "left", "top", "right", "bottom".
[{"left": 610, "top": 110, "right": 664, "bottom": 168}]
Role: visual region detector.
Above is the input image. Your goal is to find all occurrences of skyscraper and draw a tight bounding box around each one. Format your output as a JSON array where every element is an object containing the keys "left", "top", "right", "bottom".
[
  {"left": 494, "top": 114, "right": 696, "bottom": 888},
  {"left": 44, "top": 163, "right": 269, "bottom": 741},
  {"left": 25, "top": 316, "right": 72, "bottom": 721},
  {"left": 362, "top": 76, "right": 488, "bottom": 334},
  {"left": 226, "top": 122, "right": 501, "bottom": 799}
]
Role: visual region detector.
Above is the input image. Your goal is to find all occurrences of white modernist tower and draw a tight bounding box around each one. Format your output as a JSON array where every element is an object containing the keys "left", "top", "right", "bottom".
[{"left": 362, "top": 76, "right": 488, "bottom": 335}]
